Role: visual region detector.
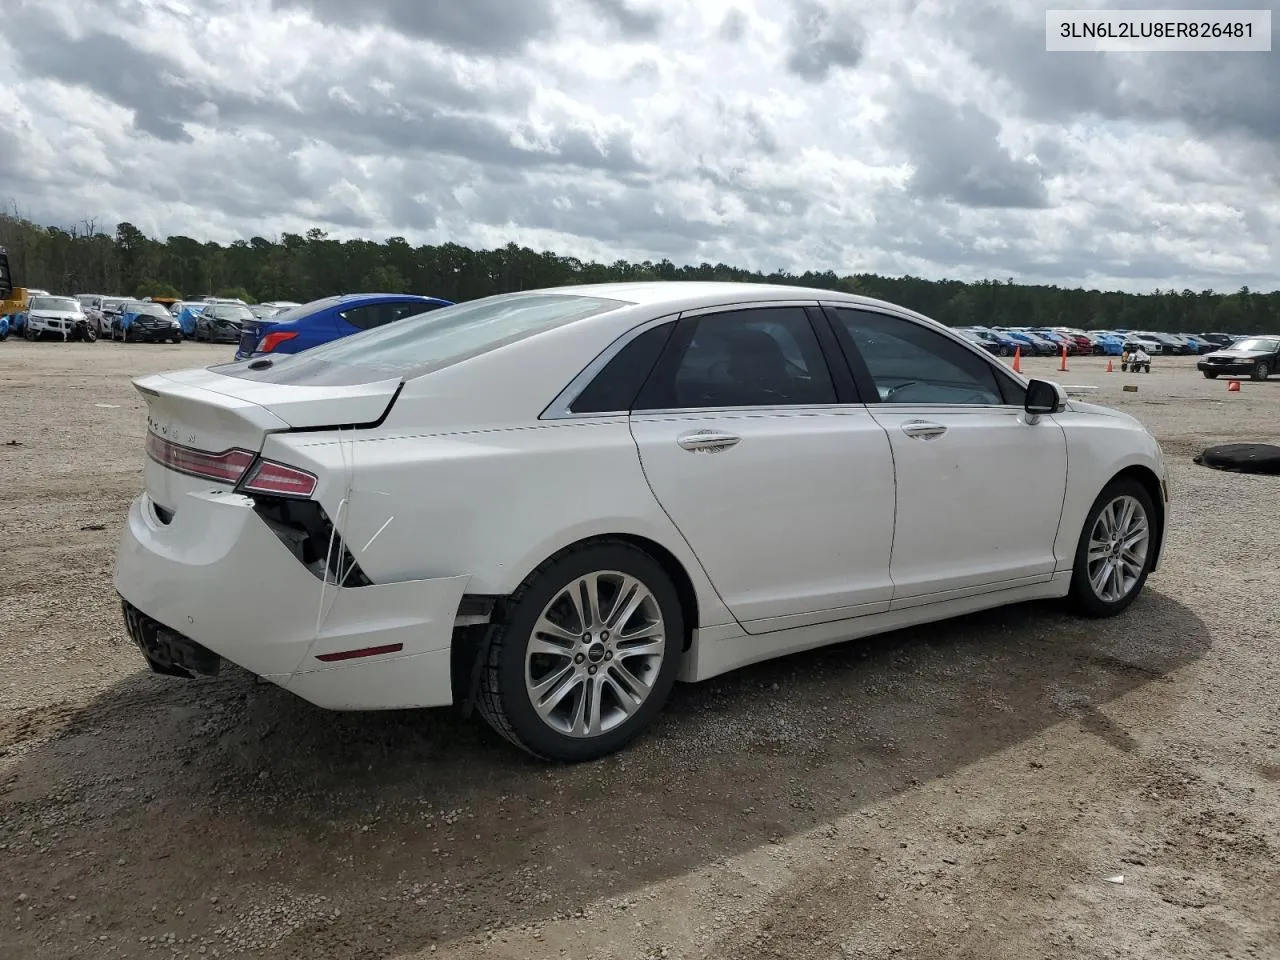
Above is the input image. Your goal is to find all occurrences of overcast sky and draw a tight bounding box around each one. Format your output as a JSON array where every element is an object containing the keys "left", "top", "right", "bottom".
[{"left": 1, "top": 0, "right": 1276, "bottom": 292}]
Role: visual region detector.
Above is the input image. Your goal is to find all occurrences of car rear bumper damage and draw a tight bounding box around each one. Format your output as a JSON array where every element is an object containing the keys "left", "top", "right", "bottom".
[{"left": 113, "top": 489, "right": 471, "bottom": 710}]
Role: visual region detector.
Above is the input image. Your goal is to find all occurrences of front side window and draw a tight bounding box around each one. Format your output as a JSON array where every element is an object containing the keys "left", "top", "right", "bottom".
[
  {"left": 635, "top": 307, "right": 836, "bottom": 410},
  {"left": 835, "top": 308, "right": 1018, "bottom": 406}
]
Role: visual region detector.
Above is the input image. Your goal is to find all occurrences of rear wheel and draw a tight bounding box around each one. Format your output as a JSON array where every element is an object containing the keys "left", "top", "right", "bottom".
[
  {"left": 476, "top": 541, "right": 684, "bottom": 761},
  {"left": 1068, "top": 479, "right": 1156, "bottom": 618}
]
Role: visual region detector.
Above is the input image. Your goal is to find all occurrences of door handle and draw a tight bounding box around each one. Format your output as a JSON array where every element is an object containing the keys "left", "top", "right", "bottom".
[
  {"left": 677, "top": 430, "right": 741, "bottom": 452},
  {"left": 901, "top": 420, "right": 947, "bottom": 440}
]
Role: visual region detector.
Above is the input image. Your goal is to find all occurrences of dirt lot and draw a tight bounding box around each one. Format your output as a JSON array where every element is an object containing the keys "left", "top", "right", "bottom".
[{"left": 1, "top": 341, "right": 1278, "bottom": 960}]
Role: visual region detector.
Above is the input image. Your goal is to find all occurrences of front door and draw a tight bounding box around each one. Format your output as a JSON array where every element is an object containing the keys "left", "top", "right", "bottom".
[
  {"left": 628, "top": 304, "right": 898, "bottom": 632},
  {"left": 826, "top": 305, "right": 1068, "bottom": 606}
]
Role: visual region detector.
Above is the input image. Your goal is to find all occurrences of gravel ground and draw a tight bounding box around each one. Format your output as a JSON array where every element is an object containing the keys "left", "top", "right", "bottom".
[{"left": 1, "top": 341, "right": 1278, "bottom": 960}]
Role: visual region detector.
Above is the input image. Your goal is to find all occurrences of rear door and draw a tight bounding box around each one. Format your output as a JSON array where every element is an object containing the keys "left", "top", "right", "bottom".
[
  {"left": 824, "top": 305, "right": 1067, "bottom": 606},
  {"left": 627, "top": 302, "right": 898, "bottom": 633}
]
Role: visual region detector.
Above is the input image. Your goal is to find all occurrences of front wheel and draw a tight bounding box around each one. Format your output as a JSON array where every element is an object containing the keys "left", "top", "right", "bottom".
[
  {"left": 81, "top": 323, "right": 98, "bottom": 343},
  {"left": 1203, "top": 371, "right": 1217, "bottom": 379},
  {"left": 1068, "top": 480, "right": 1156, "bottom": 618},
  {"left": 1253, "top": 361, "right": 1270, "bottom": 381},
  {"left": 476, "top": 541, "right": 685, "bottom": 761}
]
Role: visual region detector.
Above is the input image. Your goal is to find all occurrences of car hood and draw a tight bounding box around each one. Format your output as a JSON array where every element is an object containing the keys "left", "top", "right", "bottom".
[
  {"left": 30, "top": 309, "right": 83, "bottom": 320},
  {"left": 1206, "top": 348, "right": 1269, "bottom": 359}
]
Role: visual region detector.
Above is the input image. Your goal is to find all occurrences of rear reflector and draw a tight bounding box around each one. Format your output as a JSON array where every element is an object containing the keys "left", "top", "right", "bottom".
[
  {"left": 146, "top": 432, "right": 256, "bottom": 484},
  {"left": 315, "top": 643, "right": 404, "bottom": 663},
  {"left": 239, "top": 458, "right": 318, "bottom": 498},
  {"left": 259, "top": 330, "right": 298, "bottom": 353}
]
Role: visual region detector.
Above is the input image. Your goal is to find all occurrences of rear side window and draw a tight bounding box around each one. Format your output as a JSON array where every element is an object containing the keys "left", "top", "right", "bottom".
[
  {"left": 635, "top": 306, "right": 837, "bottom": 410},
  {"left": 570, "top": 322, "right": 676, "bottom": 414}
]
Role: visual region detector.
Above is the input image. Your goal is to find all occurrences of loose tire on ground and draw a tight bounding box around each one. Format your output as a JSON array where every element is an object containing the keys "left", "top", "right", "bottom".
[
  {"left": 475, "top": 540, "right": 685, "bottom": 762},
  {"left": 1068, "top": 479, "right": 1157, "bottom": 618},
  {"left": 1193, "top": 443, "right": 1280, "bottom": 476}
]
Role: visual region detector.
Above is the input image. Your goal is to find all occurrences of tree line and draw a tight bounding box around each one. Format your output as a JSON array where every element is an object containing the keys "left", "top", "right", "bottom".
[{"left": 1, "top": 212, "right": 1275, "bottom": 334}]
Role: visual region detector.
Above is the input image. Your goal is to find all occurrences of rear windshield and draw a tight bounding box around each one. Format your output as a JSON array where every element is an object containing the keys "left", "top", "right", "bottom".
[{"left": 216, "top": 292, "right": 630, "bottom": 386}]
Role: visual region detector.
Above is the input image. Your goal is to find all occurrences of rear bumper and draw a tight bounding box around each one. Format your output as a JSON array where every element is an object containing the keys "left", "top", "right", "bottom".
[{"left": 113, "top": 490, "right": 470, "bottom": 710}]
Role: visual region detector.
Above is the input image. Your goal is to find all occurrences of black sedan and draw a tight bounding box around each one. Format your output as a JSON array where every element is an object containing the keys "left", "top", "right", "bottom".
[
  {"left": 113, "top": 302, "right": 182, "bottom": 343},
  {"left": 193, "top": 303, "right": 256, "bottom": 343},
  {"left": 1197, "top": 336, "right": 1280, "bottom": 380}
]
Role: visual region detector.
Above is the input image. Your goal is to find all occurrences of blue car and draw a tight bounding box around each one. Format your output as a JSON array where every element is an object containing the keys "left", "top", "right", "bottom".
[
  {"left": 1091, "top": 333, "right": 1126, "bottom": 356},
  {"left": 234, "top": 293, "right": 454, "bottom": 359}
]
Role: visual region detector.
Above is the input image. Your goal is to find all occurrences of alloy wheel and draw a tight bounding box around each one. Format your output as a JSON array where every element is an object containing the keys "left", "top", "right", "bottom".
[
  {"left": 524, "top": 570, "right": 666, "bottom": 739},
  {"left": 1086, "top": 495, "right": 1150, "bottom": 603}
]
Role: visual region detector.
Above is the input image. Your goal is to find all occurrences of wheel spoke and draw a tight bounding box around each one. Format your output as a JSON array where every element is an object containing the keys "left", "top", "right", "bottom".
[
  {"left": 530, "top": 663, "right": 575, "bottom": 700},
  {"left": 578, "top": 573, "right": 604, "bottom": 628},
  {"left": 1121, "top": 523, "right": 1148, "bottom": 550},
  {"left": 1087, "top": 538, "right": 1110, "bottom": 562},
  {"left": 609, "top": 661, "right": 652, "bottom": 702},
  {"left": 1090, "top": 559, "right": 1112, "bottom": 595},
  {"left": 604, "top": 675, "right": 643, "bottom": 716},
  {"left": 585, "top": 677, "right": 605, "bottom": 735},
  {"left": 529, "top": 635, "right": 574, "bottom": 659},
  {"left": 532, "top": 616, "right": 579, "bottom": 647},
  {"left": 606, "top": 580, "right": 646, "bottom": 631},
  {"left": 617, "top": 635, "right": 664, "bottom": 657},
  {"left": 1108, "top": 560, "right": 1125, "bottom": 600},
  {"left": 533, "top": 669, "right": 582, "bottom": 719}
]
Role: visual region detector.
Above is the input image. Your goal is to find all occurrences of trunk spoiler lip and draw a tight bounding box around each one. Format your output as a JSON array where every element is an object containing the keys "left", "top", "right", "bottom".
[{"left": 132, "top": 370, "right": 406, "bottom": 436}]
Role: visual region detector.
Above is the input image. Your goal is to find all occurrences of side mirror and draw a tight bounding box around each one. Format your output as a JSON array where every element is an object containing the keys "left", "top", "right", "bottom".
[{"left": 1025, "top": 378, "right": 1066, "bottom": 416}]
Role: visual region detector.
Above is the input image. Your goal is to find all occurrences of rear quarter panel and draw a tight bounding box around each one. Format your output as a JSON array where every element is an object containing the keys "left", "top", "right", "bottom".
[{"left": 267, "top": 421, "right": 736, "bottom": 629}]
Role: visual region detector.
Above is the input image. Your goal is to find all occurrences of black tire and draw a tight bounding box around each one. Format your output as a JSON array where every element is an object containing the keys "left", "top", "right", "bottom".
[
  {"left": 475, "top": 540, "right": 685, "bottom": 762},
  {"left": 1068, "top": 479, "right": 1156, "bottom": 618},
  {"left": 999, "top": 345, "right": 1010, "bottom": 357},
  {"left": 82, "top": 323, "right": 98, "bottom": 343},
  {"left": 1203, "top": 371, "right": 1217, "bottom": 379},
  {"left": 1253, "top": 361, "right": 1270, "bottom": 381}
]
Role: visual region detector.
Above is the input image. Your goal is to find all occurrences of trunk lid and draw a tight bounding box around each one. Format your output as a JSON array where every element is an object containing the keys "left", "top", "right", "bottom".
[
  {"left": 236, "top": 323, "right": 263, "bottom": 358},
  {"left": 134, "top": 368, "right": 402, "bottom": 510}
]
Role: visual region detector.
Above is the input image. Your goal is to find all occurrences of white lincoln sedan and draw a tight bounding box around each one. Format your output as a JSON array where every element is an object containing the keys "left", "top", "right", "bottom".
[{"left": 114, "top": 282, "right": 1170, "bottom": 761}]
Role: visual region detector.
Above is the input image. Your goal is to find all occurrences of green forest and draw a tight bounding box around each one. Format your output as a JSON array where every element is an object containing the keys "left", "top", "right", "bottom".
[{"left": 2, "top": 212, "right": 1275, "bottom": 334}]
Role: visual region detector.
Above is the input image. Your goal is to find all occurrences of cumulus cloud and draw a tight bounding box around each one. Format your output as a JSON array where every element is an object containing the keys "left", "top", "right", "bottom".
[{"left": 0, "top": 0, "right": 1275, "bottom": 293}]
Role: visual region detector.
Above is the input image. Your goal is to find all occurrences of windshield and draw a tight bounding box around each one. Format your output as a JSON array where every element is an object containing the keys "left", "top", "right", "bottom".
[
  {"left": 1229, "top": 338, "right": 1279, "bottom": 352},
  {"left": 30, "top": 296, "right": 81, "bottom": 313},
  {"left": 126, "top": 302, "right": 171, "bottom": 318},
  {"left": 212, "top": 305, "right": 254, "bottom": 322},
  {"left": 220, "top": 292, "right": 631, "bottom": 385}
]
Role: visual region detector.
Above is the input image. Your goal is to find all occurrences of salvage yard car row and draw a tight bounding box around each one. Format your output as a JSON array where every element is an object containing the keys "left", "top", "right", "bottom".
[{"left": 4, "top": 289, "right": 1276, "bottom": 386}]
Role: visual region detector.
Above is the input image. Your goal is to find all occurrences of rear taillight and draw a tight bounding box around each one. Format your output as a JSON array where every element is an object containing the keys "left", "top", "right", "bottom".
[
  {"left": 259, "top": 331, "right": 298, "bottom": 353},
  {"left": 239, "top": 459, "right": 318, "bottom": 498},
  {"left": 146, "top": 432, "right": 255, "bottom": 484}
]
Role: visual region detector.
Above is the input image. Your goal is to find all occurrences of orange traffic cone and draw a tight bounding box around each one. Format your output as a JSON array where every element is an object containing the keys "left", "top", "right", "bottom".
[
  {"left": 1105, "top": 359, "right": 1114, "bottom": 373},
  {"left": 1059, "top": 344, "right": 1069, "bottom": 372},
  {"left": 1227, "top": 380, "right": 1240, "bottom": 392},
  {"left": 1012, "top": 346, "right": 1022, "bottom": 373}
]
